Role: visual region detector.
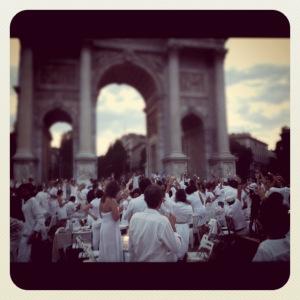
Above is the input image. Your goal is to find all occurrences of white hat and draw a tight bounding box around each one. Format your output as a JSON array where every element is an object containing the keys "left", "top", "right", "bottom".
[{"left": 248, "top": 183, "right": 257, "bottom": 191}]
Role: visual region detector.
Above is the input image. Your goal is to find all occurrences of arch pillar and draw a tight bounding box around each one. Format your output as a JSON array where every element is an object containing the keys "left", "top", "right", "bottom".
[
  {"left": 75, "top": 42, "right": 97, "bottom": 183},
  {"left": 163, "top": 44, "right": 187, "bottom": 177},
  {"left": 13, "top": 42, "right": 37, "bottom": 182},
  {"left": 209, "top": 49, "right": 236, "bottom": 178}
]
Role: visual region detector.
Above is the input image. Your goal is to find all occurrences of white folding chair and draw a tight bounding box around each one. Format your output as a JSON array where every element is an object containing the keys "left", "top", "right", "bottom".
[{"left": 198, "top": 234, "right": 214, "bottom": 261}]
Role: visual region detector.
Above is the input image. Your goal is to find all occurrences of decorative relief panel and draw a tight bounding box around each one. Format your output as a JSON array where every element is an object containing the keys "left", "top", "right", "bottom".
[
  {"left": 93, "top": 50, "right": 122, "bottom": 68},
  {"left": 36, "top": 63, "right": 78, "bottom": 89},
  {"left": 180, "top": 71, "right": 207, "bottom": 95},
  {"left": 138, "top": 53, "right": 165, "bottom": 74},
  {"left": 35, "top": 90, "right": 79, "bottom": 102}
]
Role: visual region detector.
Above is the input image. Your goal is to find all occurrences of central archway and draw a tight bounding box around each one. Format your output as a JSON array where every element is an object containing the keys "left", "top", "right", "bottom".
[{"left": 93, "top": 59, "right": 163, "bottom": 176}]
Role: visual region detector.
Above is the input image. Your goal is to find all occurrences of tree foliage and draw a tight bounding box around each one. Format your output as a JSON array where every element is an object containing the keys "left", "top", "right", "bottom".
[
  {"left": 139, "top": 147, "right": 146, "bottom": 172},
  {"left": 274, "top": 127, "right": 290, "bottom": 183},
  {"left": 98, "top": 139, "right": 129, "bottom": 179},
  {"left": 59, "top": 131, "right": 73, "bottom": 179},
  {"left": 229, "top": 138, "right": 253, "bottom": 180}
]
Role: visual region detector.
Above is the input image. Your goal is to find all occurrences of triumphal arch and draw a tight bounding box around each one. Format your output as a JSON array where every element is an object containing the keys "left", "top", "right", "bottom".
[{"left": 13, "top": 37, "right": 236, "bottom": 183}]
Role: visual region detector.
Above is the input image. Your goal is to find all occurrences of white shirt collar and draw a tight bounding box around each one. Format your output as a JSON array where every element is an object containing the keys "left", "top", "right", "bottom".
[{"left": 144, "top": 208, "right": 160, "bottom": 215}]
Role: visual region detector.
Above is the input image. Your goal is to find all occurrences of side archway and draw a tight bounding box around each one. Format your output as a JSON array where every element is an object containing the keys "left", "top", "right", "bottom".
[{"left": 41, "top": 108, "right": 74, "bottom": 181}]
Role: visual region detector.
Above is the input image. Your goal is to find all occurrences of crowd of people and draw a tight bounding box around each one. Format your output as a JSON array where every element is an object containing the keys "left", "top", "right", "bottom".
[{"left": 10, "top": 170, "right": 290, "bottom": 263}]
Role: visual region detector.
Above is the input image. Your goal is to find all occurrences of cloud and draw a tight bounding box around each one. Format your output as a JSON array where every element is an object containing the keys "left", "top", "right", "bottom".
[
  {"left": 97, "top": 84, "right": 145, "bottom": 114},
  {"left": 226, "top": 64, "right": 290, "bottom": 149},
  {"left": 49, "top": 122, "right": 72, "bottom": 147},
  {"left": 95, "top": 84, "right": 147, "bottom": 155},
  {"left": 225, "top": 64, "right": 289, "bottom": 87}
]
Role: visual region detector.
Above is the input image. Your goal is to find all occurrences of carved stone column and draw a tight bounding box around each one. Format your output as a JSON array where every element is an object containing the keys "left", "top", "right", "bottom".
[
  {"left": 209, "top": 48, "right": 236, "bottom": 178},
  {"left": 75, "top": 42, "right": 97, "bottom": 183},
  {"left": 13, "top": 42, "right": 36, "bottom": 182},
  {"left": 163, "top": 43, "right": 187, "bottom": 177}
]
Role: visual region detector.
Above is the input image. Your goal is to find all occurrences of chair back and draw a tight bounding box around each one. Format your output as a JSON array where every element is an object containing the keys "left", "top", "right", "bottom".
[{"left": 225, "top": 216, "right": 235, "bottom": 234}]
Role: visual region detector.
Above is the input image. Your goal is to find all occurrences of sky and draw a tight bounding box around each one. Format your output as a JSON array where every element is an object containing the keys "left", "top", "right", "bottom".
[{"left": 10, "top": 38, "right": 289, "bottom": 155}]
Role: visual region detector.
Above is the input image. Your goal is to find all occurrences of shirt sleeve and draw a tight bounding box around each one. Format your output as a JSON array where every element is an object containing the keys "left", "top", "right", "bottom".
[
  {"left": 31, "top": 199, "right": 46, "bottom": 232},
  {"left": 252, "top": 243, "right": 271, "bottom": 262},
  {"left": 158, "top": 220, "right": 182, "bottom": 255},
  {"left": 123, "top": 200, "right": 133, "bottom": 222}
]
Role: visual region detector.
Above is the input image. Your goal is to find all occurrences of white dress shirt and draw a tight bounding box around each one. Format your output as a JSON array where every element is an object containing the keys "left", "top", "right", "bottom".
[
  {"left": 266, "top": 187, "right": 290, "bottom": 208},
  {"left": 253, "top": 236, "right": 290, "bottom": 261},
  {"left": 129, "top": 208, "right": 182, "bottom": 262},
  {"left": 123, "top": 194, "right": 147, "bottom": 222},
  {"left": 187, "top": 191, "right": 205, "bottom": 215},
  {"left": 90, "top": 197, "right": 101, "bottom": 219},
  {"left": 225, "top": 199, "right": 247, "bottom": 232},
  {"left": 35, "top": 191, "right": 50, "bottom": 216},
  {"left": 65, "top": 201, "right": 76, "bottom": 218}
]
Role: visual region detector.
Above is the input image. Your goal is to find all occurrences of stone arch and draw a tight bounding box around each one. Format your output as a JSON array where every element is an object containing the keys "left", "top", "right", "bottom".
[
  {"left": 94, "top": 52, "right": 164, "bottom": 102},
  {"left": 43, "top": 107, "right": 73, "bottom": 128},
  {"left": 181, "top": 113, "right": 207, "bottom": 178}
]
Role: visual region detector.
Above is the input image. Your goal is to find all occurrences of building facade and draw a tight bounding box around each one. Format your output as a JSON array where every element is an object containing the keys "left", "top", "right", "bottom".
[{"left": 230, "top": 133, "right": 274, "bottom": 169}]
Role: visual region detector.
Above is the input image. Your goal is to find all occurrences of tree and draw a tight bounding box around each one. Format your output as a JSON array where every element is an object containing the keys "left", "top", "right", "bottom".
[
  {"left": 229, "top": 138, "right": 253, "bottom": 180},
  {"left": 10, "top": 131, "right": 17, "bottom": 179},
  {"left": 139, "top": 147, "right": 146, "bottom": 172},
  {"left": 59, "top": 130, "right": 73, "bottom": 179},
  {"left": 98, "top": 139, "right": 129, "bottom": 179},
  {"left": 274, "top": 126, "right": 290, "bottom": 183}
]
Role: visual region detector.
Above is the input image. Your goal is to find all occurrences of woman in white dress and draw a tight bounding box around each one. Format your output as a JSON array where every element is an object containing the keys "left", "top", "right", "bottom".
[
  {"left": 172, "top": 189, "right": 193, "bottom": 259},
  {"left": 98, "top": 181, "right": 123, "bottom": 262},
  {"left": 186, "top": 183, "right": 207, "bottom": 227}
]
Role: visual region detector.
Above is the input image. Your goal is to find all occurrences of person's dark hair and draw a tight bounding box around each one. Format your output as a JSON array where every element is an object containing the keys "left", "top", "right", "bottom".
[
  {"left": 185, "top": 182, "right": 197, "bottom": 195},
  {"left": 175, "top": 189, "right": 187, "bottom": 203},
  {"left": 131, "top": 188, "right": 141, "bottom": 198},
  {"left": 18, "top": 184, "right": 32, "bottom": 201},
  {"left": 69, "top": 196, "right": 76, "bottom": 202},
  {"left": 57, "top": 189, "right": 63, "bottom": 197},
  {"left": 139, "top": 177, "right": 152, "bottom": 194},
  {"left": 93, "top": 183, "right": 98, "bottom": 190},
  {"left": 36, "top": 185, "right": 43, "bottom": 193},
  {"left": 228, "top": 179, "right": 238, "bottom": 189},
  {"left": 259, "top": 192, "right": 289, "bottom": 239},
  {"left": 144, "top": 184, "right": 164, "bottom": 209},
  {"left": 96, "top": 189, "right": 104, "bottom": 199},
  {"left": 102, "top": 181, "right": 120, "bottom": 203}
]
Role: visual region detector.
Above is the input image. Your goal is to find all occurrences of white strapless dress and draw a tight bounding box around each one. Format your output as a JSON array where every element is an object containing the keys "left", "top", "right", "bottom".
[{"left": 98, "top": 211, "right": 122, "bottom": 262}]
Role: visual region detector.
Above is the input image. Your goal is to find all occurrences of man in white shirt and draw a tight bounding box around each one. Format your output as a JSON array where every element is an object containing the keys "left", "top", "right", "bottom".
[
  {"left": 253, "top": 192, "right": 290, "bottom": 262},
  {"left": 35, "top": 185, "right": 50, "bottom": 217},
  {"left": 224, "top": 195, "right": 248, "bottom": 235},
  {"left": 123, "top": 178, "right": 151, "bottom": 223},
  {"left": 129, "top": 184, "right": 182, "bottom": 262},
  {"left": 56, "top": 190, "right": 67, "bottom": 224}
]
